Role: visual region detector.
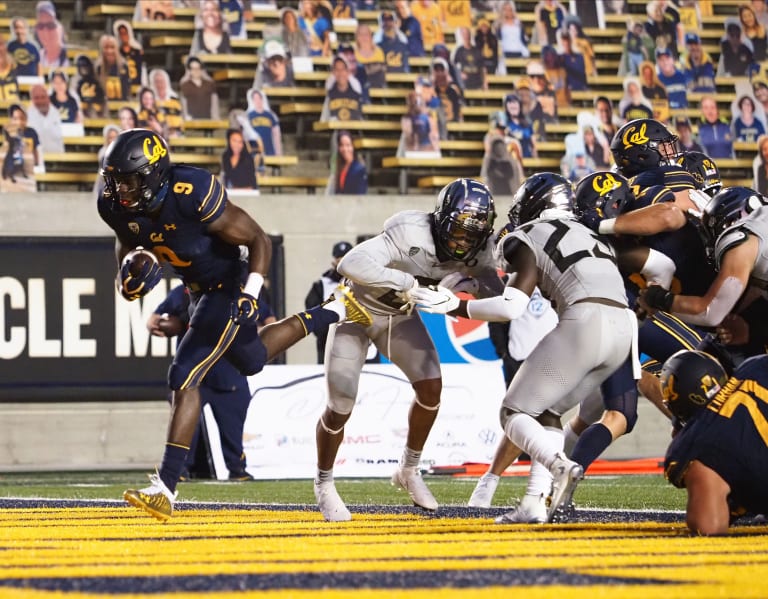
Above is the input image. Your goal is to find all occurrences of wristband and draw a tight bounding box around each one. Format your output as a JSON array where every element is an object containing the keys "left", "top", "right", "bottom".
[
  {"left": 244, "top": 272, "right": 264, "bottom": 298},
  {"left": 598, "top": 218, "right": 617, "bottom": 235},
  {"left": 644, "top": 285, "right": 675, "bottom": 312}
]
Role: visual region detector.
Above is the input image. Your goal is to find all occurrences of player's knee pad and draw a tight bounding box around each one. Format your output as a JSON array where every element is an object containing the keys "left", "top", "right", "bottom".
[
  {"left": 326, "top": 370, "right": 360, "bottom": 414},
  {"left": 326, "top": 390, "right": 356, "bottom": 415}
]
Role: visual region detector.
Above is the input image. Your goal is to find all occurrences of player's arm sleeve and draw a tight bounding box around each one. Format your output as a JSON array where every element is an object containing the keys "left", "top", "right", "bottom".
[
  {"left": 673, "top": 276, "right": 746, "bottom": 327},
  {"left": 337, "top": 232, "right": 416, "bottom": 291},
  {"left": 640, "top": 248, "right": 676, "bottom": 289},
  {"left": 672, "top": 237, "right": 753, "bottom": 326},
  {"left": 465, "top": 285, "right": 531, "bottom": 321}
]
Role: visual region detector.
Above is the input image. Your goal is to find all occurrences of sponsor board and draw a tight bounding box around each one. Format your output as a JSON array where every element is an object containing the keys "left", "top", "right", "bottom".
[{"left": 243, "top": 363, "right": 507, "bottom": 479}]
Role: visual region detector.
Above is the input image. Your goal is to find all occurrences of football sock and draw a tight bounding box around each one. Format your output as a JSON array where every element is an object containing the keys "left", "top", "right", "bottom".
[
  {"left": 159, "top": 443, "right": 189, "bottom": 493},
  {"left": 316, "top": 468, "right": 334, "bottom": 484},
  {"left": 563, "top": 422, "right": 580, "bottom": 457},
  {"left": 294, "top": 304, "right": 340, "bottom": 336},
  {"left": 570, "top": 423, "right": 613, "bottom": 470},
  {"left": 402, "top": 447, "right": 421, "bottom": 469},
  {"left": 526, "top": 427, "right": 561, "bottom": 495},
  {"left": 505, "top": 414, "right": 563, "bottom": 470}
]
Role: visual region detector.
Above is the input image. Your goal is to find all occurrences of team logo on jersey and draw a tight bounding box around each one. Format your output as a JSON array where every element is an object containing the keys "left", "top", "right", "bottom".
[
  {"left": 128, "top": 222, "right": 139, "bottom": 235},
  {"left": 150, "top": 232, "right": 164, "bottom": 243},
  {"left": 408, "top": 247, "right": 420, "bottom": 256},
  {"left": 622, "top": 122, "right": 649, "bottom": 149},
  {"left": 592, "top": 173, "right": 622, "bottom": 196},
  {"left": 143, "top": 135, "right": 167, "bottom": 164}
]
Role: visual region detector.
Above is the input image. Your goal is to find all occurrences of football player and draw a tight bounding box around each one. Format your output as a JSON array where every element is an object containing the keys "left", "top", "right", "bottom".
[
  {"left": 97, "top": 129, "right": 373, "bottom": 521},
  {"left": 574, "top": 168, "right": 714, "bottom": 412},
  {"left": 641, "top": 186, "right": 768, "bottom": 335},
  {"left": 677, "top": 150, "right": 722, "bottom": 199},
  {"left": 611, "top": 118, "right": 697, "bottom": 194},
  {"left": 313, "top": 178, "right": 505, "bottom": 522},
  {"left": 661, "top": 350, "right": 768, "bottom": 535},
  {"left": 412, "top": 172, "right": 639, "bottom": 523}
]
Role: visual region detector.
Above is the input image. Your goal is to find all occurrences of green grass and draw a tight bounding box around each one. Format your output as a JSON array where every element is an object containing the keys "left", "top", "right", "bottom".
[{"left": 0, "top": 471, "right": 688, "bottom": 511}]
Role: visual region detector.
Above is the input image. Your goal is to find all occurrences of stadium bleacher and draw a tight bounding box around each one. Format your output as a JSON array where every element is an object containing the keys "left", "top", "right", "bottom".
[{"left": 0, "top": 0, "right": 758, "bottom": 193}]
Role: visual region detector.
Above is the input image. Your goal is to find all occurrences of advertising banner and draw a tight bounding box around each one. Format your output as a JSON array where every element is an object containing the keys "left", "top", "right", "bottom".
[
  {"left": 243, "top": 363, "right": 507, "bottom": 479},
  {"left": 0, "top": 236, "right": 285, "bottom": 401}
]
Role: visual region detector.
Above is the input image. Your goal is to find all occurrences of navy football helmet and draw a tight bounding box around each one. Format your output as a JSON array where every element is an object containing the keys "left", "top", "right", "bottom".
[
  {"left": 660, "top": 350, "right": 727, "bottom": 425},
  {"left": 573, "top": 171, "right": 634, "bottom": 231},
  {"left": 610, "top": 118, "right": 680, "bottom": 177},
  {"left": 433, "top": 178, "right": 496, "bottom": 262},
  {"left": 101, "top": 128, "right": 172, "bottom": 214},
  {"left": 678, "top": 151, "right": 722, "bottom": 198},
  {"left": 508, "top": 172, "right": 573, "bottom": 227},
  {"left": 702, "top": 186, "right": 768, "bottom": 243}
]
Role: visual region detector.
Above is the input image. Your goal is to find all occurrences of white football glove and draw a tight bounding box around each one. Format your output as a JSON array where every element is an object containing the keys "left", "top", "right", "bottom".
[
  {"left": 688, "top": 189, "right": 711, "bottom": 213},
  {"left": 438, "top": 272, "right": 479, "bottom": 295},
  {"left": 410, "top": 285, "right": 461, "bottom": 314},
  {"left": 395, "top": 279, "right": 419, "bottom": 315}
]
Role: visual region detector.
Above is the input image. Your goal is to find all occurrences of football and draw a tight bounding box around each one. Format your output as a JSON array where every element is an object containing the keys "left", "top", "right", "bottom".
[{"left": 122, "top": 247, "right": 158, "bottom": 277}]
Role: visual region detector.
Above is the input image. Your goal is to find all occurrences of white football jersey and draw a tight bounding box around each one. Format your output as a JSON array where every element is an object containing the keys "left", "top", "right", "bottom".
[
  {"left": 499, "top": 217, "right": 628, "bottom": 313},
  {"left": 338, "top": 210, "right": 504, "bottom": 315},
  {"left": 715, "top": 205, "right": 768, "bottom": 288}
]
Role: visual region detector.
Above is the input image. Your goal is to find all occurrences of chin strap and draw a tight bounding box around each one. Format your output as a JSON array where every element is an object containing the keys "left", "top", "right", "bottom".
[{"left": 145, "top": 183, "right": 170, "bottom": 213}]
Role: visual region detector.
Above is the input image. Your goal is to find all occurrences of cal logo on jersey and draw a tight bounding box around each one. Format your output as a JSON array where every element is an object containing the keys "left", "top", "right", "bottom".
[
  {"left": 143, "top": 135, "right": 167, "bottom": 164},
  {"left": 592, "top": 172, "right": 622, "bottom": 196},
  {"left": 622, "top": 122, "right": 649, "bottom": 149}
]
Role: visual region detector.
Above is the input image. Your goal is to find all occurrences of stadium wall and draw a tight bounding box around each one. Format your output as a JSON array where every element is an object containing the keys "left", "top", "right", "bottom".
[{"left": 0, "top": 192, "right": 673, "bottom": 470}]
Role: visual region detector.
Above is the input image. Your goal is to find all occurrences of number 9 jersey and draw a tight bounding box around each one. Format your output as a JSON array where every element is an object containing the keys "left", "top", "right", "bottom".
[{"left": 98, "top": 164, "right": 242, "bottom": 292}]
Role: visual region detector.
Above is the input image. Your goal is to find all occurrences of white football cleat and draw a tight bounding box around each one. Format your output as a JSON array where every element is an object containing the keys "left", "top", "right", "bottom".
[
  {"left": 547, "top": 453, "right": 584, "bottom": 523},
  {"left": 468, "top": 473, "right": 500, "bottom": 508},
  {"left": 314, "top": 480, "right": 352, "bottom": 522},
  {"left": 391, "top": 467, "right": 438, "bottom": 511},
  {"left": 494, "top": 493, "right": 548, "bottom": 524}
]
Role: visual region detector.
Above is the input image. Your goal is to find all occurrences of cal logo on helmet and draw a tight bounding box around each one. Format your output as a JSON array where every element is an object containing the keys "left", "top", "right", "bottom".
[
  {"left": 592, "top": 172, "right": 622, "bottom": 196},
  {"left": 143, "top": 135, "right": 167, "bottom": 165},
  {"left": 622, "top": 122, "right": 649, "bottom": 149}
]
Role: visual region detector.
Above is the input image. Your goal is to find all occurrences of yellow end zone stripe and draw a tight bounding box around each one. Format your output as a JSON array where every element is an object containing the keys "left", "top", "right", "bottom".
[{"left": 0, "top": 506, "right": 765, "bottom": 599}]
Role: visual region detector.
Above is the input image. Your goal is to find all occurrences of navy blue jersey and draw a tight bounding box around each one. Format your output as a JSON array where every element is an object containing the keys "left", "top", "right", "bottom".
[
  {"left": 98, "top": 165, "right": 241, "bottom": 292},
  {"left": 626, "top": 181, "right": 716, "bottom": 298},
  {"left": 629, "top": 165, "right": 697, "bottom": 194},
  {"left": 622, "top": 171, "right": 714, "bottom": 367},
  {"left": 98, "top": 163, "right": 269, "bottom": 389},
  {"left": 325, "top": 84, "right": 363, "bottom": 120},
  {"left": 665, "top": 355, "right": 768, "bottom": 516}
]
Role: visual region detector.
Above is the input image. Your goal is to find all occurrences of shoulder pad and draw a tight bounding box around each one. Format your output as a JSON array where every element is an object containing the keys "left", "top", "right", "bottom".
[
  {"left": 715, "top": 228, "right": 749, "bottom": 269},
  {"left": 636, "top": 185, "right": 675, "bottom": 206},
  {"left": 497, "top": 232, "right": 529, "bottom": 265}
]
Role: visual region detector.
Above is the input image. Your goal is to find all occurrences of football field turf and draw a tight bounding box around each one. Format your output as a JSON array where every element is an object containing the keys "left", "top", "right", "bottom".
[{"left": 0, "top": 472, "right": 767, "bottom": 597}]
